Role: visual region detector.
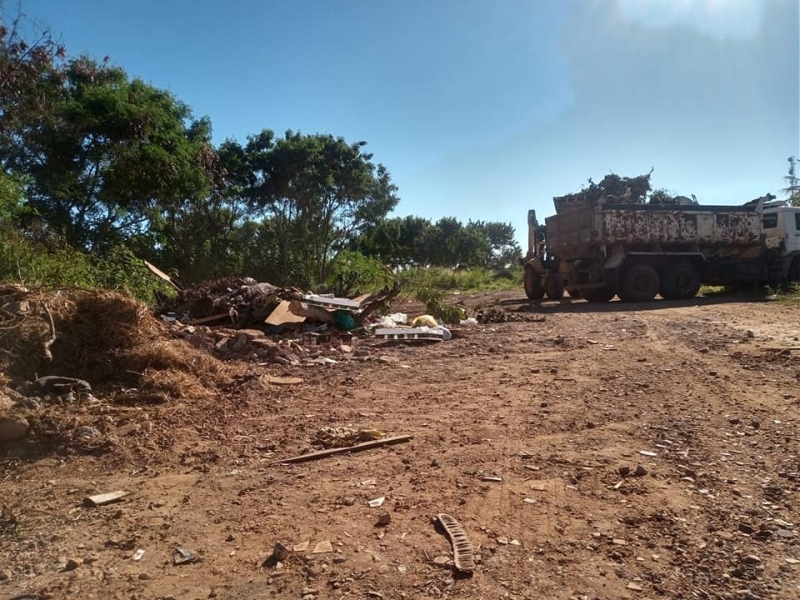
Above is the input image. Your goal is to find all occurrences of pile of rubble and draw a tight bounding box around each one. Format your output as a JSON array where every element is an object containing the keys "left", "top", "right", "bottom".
[
  {"left": 170, "top": 323, "right": 371, "bottom": 366},
  {"left": 157, "top": 276, "right": 400, "bottom": 332}
]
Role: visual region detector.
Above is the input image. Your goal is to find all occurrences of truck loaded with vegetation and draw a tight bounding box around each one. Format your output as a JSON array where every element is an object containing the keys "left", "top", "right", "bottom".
[{"left": 523, "top": 173, "right": 800, "bottom": 302}]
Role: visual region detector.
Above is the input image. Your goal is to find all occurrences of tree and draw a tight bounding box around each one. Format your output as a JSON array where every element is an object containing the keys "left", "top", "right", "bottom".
[
  {"left": 470, "top": 220, "right": 522, "bottom": 269},
  {"left": 219, "top": 130, "right": 399, "bottom": 286},
  {"left": 784, "top": 156, "right": 800, "bottom": 207},
  {"left": 0, "top": 6, "right": 66, "bottom": 132},
  {"left": 0, "top": 48, "right": 215, "bottom": 250}
]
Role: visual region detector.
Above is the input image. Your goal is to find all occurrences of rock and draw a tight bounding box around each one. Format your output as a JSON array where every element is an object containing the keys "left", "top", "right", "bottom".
[
  {"left": 741, "top": 554, "right": 761, "bottom": 565},
  {"left": 738, "top": 523, "right": 755, "bottom": 535},
  {"left": 0, "top": 413, "right": 29, "bottom": 442},
  {"left": 376, "top": 513, "right": 391, "bottom": 527},
  {"left": 30, "top": 376, "right": 91, "bottom": 396},
  {"left": 0, "top": 569, "right": 12, "bottom": 580},
  {"left": 138, "top": 572, "right": 150, "bottom": 580},
  {"left": 634, "top": 465, "right": 647, "bottom": 477},
  {"left": 332, "top": 556, "right": 347, "bottom": 564},
  {"left": 64, "top": 558, "right": 82, "bottom": 571},
  {"left": 73, "top": 426, "right": 102, "bottom": 441},
  {"left": 13, "top": 398, "right": 41, "bottom": 411},
  {"left": 626, "top": 582, "right": 644, "bottom": 591},
  {"left": 232, "top": 334, "right": 249, "bottom": 352},
  {"left": 432, "top": 556, "right": 451, "bottom": 566},
  {"left": 496, "top": 536, "right": 509, "bottom": 545},
  {"left": 242, "top": 329, "right": 265, "bottom": 340},
  {"left": 618, "top": 466, "right": 631, "bottom": 477},
  {"left": 271, "top": 542, "right": 290, "bottom": 562}
]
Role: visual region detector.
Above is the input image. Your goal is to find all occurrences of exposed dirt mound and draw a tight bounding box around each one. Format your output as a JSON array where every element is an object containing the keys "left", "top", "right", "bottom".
[{"left": 0, "top": 285, "right": 230, "bottom": 402}]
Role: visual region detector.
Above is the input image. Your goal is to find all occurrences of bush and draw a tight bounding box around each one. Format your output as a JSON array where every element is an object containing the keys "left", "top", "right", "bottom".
[
  {"left": 399, "top": 265, "right": 522, "bottom": 294},
  {"left": 395, "top": 266, "right": 522, "bottom": 324},
  {"left": 324, "top": 250, "right": 396, "bottom": 296},
  {"left": 0, "top": 225, "right": 175, "bottom": 305}
]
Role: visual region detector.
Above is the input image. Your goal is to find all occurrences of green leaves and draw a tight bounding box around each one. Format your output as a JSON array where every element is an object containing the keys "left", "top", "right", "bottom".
[
  {"left": 355, "top": 216, "right": 521, "bottom": 270},
  {"left": 215, "top": 131, "right": 399, "bottom": 287},
  {"left": 0, "top": 51, "right": 214, "bottom": 250}
]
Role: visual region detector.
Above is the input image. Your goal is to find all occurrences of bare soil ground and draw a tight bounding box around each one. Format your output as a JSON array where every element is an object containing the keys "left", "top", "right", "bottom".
[{"left": 1, "top": 292, "right": 799, "bottom": 600}]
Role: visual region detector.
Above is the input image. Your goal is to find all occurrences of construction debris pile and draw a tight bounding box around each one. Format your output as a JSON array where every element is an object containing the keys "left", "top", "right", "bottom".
[{"left": 159, "top": 277, "right": 400, "bottom": 331}]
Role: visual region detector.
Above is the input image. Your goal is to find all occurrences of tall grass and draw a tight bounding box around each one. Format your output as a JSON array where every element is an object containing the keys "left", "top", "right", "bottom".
[
  {"left": 0, "top": 228, "right": 175, "bottom": 304},
  {"left": 398, "top": 265, "right": 522, "bottom": 293}
]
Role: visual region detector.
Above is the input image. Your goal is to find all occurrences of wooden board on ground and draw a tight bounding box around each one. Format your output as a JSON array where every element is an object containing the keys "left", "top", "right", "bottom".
[
  {"left": 266, "top": 300, "right": 306, "bottom": 326},
  {"left": 275, "top": 435, "right": 413, "bottom": 465},
  {"left": 188, "top": 313, "right": 230, "bottom": 326},
  {"left": 265, "top": 375, "right": 303, "bottom": 386},
  {"left": 83, "top": 490, "right": 129, "bottom": 507}
]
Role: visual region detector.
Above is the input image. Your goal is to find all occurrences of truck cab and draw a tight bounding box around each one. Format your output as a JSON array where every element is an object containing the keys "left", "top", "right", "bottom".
[{"left": 762, "top": 201, "right": 800, "bottom": 255}]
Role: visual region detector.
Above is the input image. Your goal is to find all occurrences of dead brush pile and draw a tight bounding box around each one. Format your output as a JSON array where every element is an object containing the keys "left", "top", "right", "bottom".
[{"left": 0, "top": 285, "right": 230, "bottom": 402}]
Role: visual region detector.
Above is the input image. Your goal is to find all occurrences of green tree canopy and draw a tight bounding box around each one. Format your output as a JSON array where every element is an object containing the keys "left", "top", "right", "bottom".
[
  {"left": 217, "top": 130, "right": 399, "bottom": 286},
  {"left": 0, "top": 46, "right": 215, "bottom": 250}
]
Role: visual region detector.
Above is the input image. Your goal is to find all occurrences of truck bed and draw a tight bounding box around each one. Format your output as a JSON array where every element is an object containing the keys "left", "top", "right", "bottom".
[{"left": 546, "top": 203, "right": 764, "bottom": 260}]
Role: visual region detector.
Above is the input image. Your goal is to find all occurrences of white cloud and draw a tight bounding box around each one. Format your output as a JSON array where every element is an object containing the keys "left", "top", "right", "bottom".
[{"left": 614, "top": 0, "right": 763, "bottom": 41}]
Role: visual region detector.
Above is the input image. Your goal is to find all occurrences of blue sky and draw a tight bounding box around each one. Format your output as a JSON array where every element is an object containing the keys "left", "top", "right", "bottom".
[{"left": 18, "top": 0, "right": 800, "bottom": 244}]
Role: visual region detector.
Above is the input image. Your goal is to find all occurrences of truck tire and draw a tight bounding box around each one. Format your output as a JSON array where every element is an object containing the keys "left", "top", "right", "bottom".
[
  {"left": 660, "top": 261, "right": 701, "bottom": 300},
  {"left": 619, "top": 265, "right": 660, "bottom": 303},
  {"left": 790, "top": 257, "right": 800, "bottom": 282},
  {"left": 524, "top": 265, "right": 545, "bottom": 300},
  {"left": 583, "top": 287, "right": 615, "bottom": 303},
  {"left": 544, "top": 273, "right": 564, "bottom": 299}
]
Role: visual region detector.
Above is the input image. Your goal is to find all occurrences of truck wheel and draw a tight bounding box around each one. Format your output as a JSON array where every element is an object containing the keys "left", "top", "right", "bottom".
[
  {"left": 524, "top": 265, "right": 545, "bottom": 300},
  {"left": 660, "top": 261, "right": 701, "bottom": 300},
  {"left": 583, "top": 287, "right": 615, "bottom": 303},
  {"left": 790, "top": 257, "right": 800, "bottom": 282},
  {"left": 544, "top": 273, "right": 564, "bottom": 299},
  {"left": 619, "top": 265, "right": 660, "bottom": 302}
]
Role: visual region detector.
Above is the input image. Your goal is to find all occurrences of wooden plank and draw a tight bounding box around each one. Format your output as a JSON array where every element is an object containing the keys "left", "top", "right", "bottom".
[
  {"left": 266, "top": 300, "right": 306, "bottom": 326},
  {"left": 144, "top": 260, "right": 181, "bottom": 291},
  {"left": 188, "top": 313, "right": 230, "bottom": 325},
  {"left": 83, "top": 490, "right": 129, "bottom": 507},
  {"left": 275, "top": 435, "right": 413, "bottom": 465}
]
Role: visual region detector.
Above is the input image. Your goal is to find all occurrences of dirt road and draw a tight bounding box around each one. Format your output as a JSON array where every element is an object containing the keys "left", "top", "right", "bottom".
[{"left": 1, "top": 293, "right": 799, "bottom": 600}]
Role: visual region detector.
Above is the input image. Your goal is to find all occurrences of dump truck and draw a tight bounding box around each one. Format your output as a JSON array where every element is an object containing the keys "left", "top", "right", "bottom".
[{"left": 523, "top": 193, "right": 800, "bottom": 302}]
